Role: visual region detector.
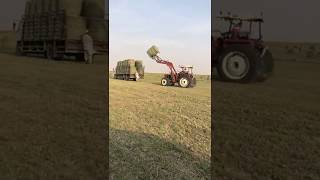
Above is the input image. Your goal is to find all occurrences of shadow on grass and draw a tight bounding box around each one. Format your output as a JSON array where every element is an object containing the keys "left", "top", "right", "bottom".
[{"left": 109, "top": 129, "right": 210, "bottom": 180}]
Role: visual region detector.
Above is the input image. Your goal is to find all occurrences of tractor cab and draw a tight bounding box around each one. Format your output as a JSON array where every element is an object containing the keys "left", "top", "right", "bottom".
[
  {"left": 215, "top": 15, "right": 264, "bottom": 41},
  {"left": 179, "top": 65, "right": 194, "bottom": 74}
]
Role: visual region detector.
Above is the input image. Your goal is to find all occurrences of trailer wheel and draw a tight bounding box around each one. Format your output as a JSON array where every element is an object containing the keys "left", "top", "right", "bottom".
[{"left": 217, "top": 45, "right": 260, "bottom": 83}]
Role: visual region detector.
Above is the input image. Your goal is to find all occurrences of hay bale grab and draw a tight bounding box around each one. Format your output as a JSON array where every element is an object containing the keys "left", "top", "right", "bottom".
[{"left": 114, "top": 59, "right": 145, "bottom": 81}]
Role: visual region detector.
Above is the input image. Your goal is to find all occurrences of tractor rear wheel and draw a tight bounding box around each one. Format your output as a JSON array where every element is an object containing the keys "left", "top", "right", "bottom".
[
  {"left": 178, "top": 75, "right": 192, "bottom": 88},
  {"left": 217, "top": 45, "right": 260, "bottom": 83}
]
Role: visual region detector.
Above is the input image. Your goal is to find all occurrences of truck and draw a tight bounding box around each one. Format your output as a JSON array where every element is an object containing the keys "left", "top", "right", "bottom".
[
  {"left": 16, "top": 0, "right": 107, "bottom": 60},
  {"left": 114, "top": 60, "right": 145, "bottom": 81}
]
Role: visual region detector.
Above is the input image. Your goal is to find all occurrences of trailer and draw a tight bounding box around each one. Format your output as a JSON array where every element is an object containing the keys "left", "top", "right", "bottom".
[
  {"left": 114, "top": 60, "right": 145, "bottom": 81},
  {"left": 16, "top": 10, "right": 107, "bottom": 60}
]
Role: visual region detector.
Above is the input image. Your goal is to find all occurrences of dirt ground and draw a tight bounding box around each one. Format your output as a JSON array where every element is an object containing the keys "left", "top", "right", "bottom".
[
  {"left": 0, "top": 53, "right": 108, "bottom": 179},
  {"left": 212, "top": 60, "right": 320, "bottom": 179},
  {"left": 109, "top": 73, "right": 211, "bottom": 179}
]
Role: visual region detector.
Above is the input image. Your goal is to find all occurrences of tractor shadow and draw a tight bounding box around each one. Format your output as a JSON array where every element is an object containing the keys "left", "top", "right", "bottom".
[{"left": 109, "top": 129, "right": 210, "bottom": 180}]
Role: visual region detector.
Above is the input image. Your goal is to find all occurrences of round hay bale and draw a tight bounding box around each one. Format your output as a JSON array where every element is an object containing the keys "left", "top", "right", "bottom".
[
  {"left": 82, "top": 0, "right": 105, "bottom": 18},
  {"left": 147, "top": 45, "right": 160, "bottom": 58}
]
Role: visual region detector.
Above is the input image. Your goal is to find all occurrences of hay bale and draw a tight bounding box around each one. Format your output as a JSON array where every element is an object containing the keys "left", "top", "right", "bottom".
[
  {"left": 25, "top": 0, "right": 32, "bottom": 16},
  {"left": 57, "top": 0, "right": 83, "bottom": 16},
  {"left": 82, "top": 0, "right": 105, "bottom": 18},
  {"left": 42, "top": 0, "right": 50, "bottom": 13},
  {"left": 65, "top": 16, "right": 87, "bottom": 40},
  {"left": 147, "top": 45, "right": 160, "bottom": 58},
  {"left": 29, "top": 0, "right": 36, "bottom": 15},
  {"left": 87, "top": 19, "right": 107, "bottom": 41},
  {"left": 116, "top": 59, "right": 137, "bottom": 75},
  {"left": 35, "top": 0, "right": 44, "bottom": 13},
  {"left": 47, "top": 0, "right": 58, "bottom": 12},
  {"left": 135, "top": 60, "right": 144, "bottom": 75}
]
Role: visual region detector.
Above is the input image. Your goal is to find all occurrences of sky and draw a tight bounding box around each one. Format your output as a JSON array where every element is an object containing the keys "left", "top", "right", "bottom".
[
  {"left": 213, "top": 0, "right": 320, "bottom": 42},
  {"left": 109, "top": 0, "right": 211, "bottom": 74}
]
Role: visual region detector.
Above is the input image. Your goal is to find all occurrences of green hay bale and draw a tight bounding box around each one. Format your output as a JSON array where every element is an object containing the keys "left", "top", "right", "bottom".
[
  {"left": 147, "top": 45, "right": 160, "bottom": 58},
  {"left": 82, "top": 0, "right": 105, "bottom": 18}
]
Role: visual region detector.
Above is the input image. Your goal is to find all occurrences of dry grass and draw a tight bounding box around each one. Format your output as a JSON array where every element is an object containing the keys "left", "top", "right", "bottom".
[
  {"left": 0, "top": 53, "right": 108, "bottom": 179},
  {"left": 267, "top": 41, "right": 320, "bottom": 62},
  {"left": 109, "top": 73, "right": 211, "bottom": 179},
  {"left": 213, "top": 60, "right": 320, "bottom": 179},
  {"left": 0, "top": 31, "right": 16, "bottom": 53}
]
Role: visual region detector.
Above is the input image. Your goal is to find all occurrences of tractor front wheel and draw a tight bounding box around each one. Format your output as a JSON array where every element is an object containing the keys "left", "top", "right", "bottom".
[{"left": 161, "top": 78, "right": 172, "bottom": 86}]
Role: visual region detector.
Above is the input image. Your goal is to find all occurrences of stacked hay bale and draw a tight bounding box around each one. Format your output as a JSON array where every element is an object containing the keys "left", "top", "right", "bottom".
[
  {"left": 82, "top": 0, "right": 107, "bottom": 41},
  {"left": 24, "top": 0, "right": 32, "bottom": 16},
  {"left": 115, "top": 59, "right": 145, "bottom": 79},
  {"left": 22, "top": 0, "right": 105, "bottom": 42},
  {"left": 135, "top": 60, "right": 144, "bottom": 78}
]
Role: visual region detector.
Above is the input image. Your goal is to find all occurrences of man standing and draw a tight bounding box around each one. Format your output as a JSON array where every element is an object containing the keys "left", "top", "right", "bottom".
[{"left": 82, "top": 30, "right": 95, "bottom": 64}]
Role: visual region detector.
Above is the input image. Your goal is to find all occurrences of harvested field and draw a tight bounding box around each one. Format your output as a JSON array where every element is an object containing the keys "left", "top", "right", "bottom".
[
  {"left": 109, "top": 73, "right": 211, "bottom": 179},
  {"left": 213, "top": 60, "right": 320, "bottom": 179},
  {"left": 0, "top": 53, "right": 108, "bottom": 179},
  {"left": 0, "top": 31, "right": 16, "bottom": 53}
]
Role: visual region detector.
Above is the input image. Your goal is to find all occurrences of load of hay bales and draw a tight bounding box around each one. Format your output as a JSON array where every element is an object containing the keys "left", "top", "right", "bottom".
[
  {"left": 65, "top": 16, "right": 87, "bottom": 40},
  {"left": 115, "top": 59, "right": 145, "bottom": 80},
  {"left": 23, "top": 0, "right": 106, "bottom": 41},
  {"left": 82, "top": 0, "right": 105, "bottom": 18}
]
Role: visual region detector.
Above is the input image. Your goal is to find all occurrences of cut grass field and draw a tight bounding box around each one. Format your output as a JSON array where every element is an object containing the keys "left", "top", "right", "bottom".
[
  {"left": 213, "top": 60, "right": 320, "bottom": 179},
  {"left": 109, "top": 73, "right": 211, "bottom": 179},
  {"left": 0, "top": 53, "right": 108, "bottom": 179}
]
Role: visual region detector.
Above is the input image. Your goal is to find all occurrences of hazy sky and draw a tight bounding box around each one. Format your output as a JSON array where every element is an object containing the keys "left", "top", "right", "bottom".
[
  {"left": 109, "top": 0, "right": 211, "bottom": 74},
  {"left": 213, "top": 0, "right": 320, "bottom": 42}
]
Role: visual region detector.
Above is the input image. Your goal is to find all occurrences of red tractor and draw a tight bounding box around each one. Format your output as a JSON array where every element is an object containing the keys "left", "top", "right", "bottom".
[
  {"left": 147, "top": 46, "right": 196, "bottom": 88},
  {"left": 213, "top": 14, "right": 274, "bottom": 82}
]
